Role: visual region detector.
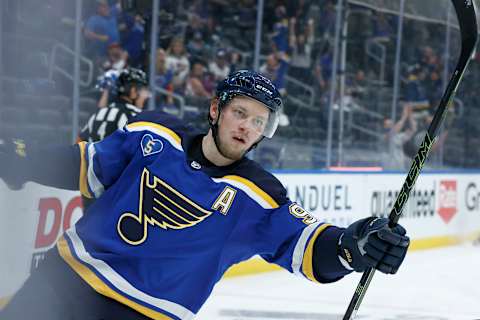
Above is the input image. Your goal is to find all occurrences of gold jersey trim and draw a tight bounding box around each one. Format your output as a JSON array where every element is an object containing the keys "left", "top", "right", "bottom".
[
  {"left": 78, "top": 142, "right": 92, "bottom": 199},
  {"left": 127, "top": 122, "right": 182, "bottom": 148},
  {"left": 57, "top": 236, "right": 174, "bottom": 320},
  {"left": 301, "top": 223, "right": 332, "bottom": 283},
  {"left": 219, "top": 175, "right": 279, "bottom": 208}
]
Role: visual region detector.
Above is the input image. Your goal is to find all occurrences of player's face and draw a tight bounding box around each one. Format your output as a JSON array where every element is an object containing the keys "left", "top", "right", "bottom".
[{"left": 215, "top": 96, "right": 269, "bottom": 160}]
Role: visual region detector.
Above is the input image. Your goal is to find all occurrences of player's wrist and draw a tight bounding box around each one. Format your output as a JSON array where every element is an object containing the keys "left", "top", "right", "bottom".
[{"left": 338, "top": 225, "right": 369, "bottom": 272}]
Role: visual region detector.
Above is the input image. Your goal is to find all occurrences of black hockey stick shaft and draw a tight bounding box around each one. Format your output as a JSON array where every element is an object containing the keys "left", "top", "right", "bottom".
[{"left": 343, "top": 1, "right": 478, "bottom": 319}]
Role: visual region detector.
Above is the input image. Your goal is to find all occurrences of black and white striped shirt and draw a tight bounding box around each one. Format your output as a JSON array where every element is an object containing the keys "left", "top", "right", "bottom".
[{"left": 79, "top": 100, "right": 142, "bottom": 143}]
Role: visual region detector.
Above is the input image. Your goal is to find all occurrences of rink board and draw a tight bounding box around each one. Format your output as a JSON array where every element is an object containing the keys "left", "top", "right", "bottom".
[{"left": 1, "top": 171, "right": 480, "bottom": 300}]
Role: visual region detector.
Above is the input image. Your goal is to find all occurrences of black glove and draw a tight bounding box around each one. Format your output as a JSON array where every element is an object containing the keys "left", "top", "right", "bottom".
[
  {"left": 0, "top": 138, "right": 27, "bottom": 190},
  {"left": 339, "top": 217, "right": 410, "bottom": 274}
]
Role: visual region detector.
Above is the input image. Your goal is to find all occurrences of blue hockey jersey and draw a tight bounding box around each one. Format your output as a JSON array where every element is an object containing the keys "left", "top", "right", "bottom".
[{"left": 56, "top": 112, "right": 346, "bottom": 320}]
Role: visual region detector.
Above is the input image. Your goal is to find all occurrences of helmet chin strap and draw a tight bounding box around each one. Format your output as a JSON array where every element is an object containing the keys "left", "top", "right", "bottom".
[{"left": 207, "top": 109, "right": 225, "bottom": 158}]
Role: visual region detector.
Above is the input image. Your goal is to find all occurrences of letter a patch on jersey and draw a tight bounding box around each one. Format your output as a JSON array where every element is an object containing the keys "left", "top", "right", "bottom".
[
  {"left": 212, "top": 186, "right": 236, "bottom": 215},
  {"left": 141, "top": 134, "right": 163, "bottom": 157}
]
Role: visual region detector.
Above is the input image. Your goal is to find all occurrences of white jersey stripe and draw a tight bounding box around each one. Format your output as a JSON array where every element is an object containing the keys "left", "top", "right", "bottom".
[
  {"left": 291, "top": 221, "right": 322, "bottom": 276},
  {"left": 87, "top": 143, "right": 105, "bottom": 198},
  {"left": 65, "top": 227, "right": 195, "bottom": 320}
]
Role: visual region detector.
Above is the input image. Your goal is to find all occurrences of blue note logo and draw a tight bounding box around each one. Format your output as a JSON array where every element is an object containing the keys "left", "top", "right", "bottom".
[
  {"left": 117, "top": 168, "right": 214, "bottom": 245},
  {"left": 141, "top": 134, "right": 163, "bottom": 157}
]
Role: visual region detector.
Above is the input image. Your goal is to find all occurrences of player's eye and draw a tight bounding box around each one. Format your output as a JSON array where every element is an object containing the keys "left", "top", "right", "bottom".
[
  {"left": 252, "top": 117, "right": 266, "bottom": 129},
  {"left": 233, "top": 108, "right": 246, "bottom": 119}
]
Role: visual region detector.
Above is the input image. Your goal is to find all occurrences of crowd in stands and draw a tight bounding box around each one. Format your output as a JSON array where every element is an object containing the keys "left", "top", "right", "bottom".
[
  {"left": 81, "top": 0, "right": 340, "bottom": 112},
  {"left": 2, "top": 0, "right": 478, "bottom": 168}
]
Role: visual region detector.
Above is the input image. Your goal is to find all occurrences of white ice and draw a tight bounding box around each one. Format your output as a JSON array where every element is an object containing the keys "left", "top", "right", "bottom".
[{"left": 197, "top": 244, "right": 480, "bottom": 320}]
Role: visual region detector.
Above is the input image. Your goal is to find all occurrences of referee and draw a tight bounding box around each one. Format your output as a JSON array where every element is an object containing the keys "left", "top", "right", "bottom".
[
  {"left": 79, "top": 67, "right": 149, "bottom": 210},
  {"left": 79, "top": 67, "right": 149, "bottom": 143}
]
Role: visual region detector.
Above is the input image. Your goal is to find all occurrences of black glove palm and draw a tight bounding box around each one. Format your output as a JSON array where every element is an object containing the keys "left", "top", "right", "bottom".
[{"left": 339, "top": 217, "right": 410, "bottom": 274}]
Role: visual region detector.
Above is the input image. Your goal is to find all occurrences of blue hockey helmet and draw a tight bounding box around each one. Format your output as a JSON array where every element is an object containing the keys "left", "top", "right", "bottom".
[{"left": 215, "top": 70, "right": 283, "bottom": 138}]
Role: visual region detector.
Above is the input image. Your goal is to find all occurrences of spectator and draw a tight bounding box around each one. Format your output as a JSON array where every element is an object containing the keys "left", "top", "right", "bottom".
[
  {"left": 154, "top": 48, "right": 176, "bottom": 110},
  {"left": 404, "top": 64, "right": 430, "bottom": 114},
  {"left": 184, "top": 13, "right": 208, "bottom": 45},
  {"left": 260, "top": 52, "right": 289, "bottom": 96},
  {"left": 289, "top": 17, "right": 315, "bottom": 81},
  {"left": 372, "top": 12, "right": 393, "bottom": 42},
  {"left": 155, "top": 48, "right": 174, "bottom": 92},
  {"left": 316, "top": 43, "right": 333, "bottom": 82},
  {"left": 382, "top": 105, "right": 417, "bottom": 170},
  {"left": 101, "top": 43, "right": 128, "bottom": 72},
  {"left": 271, "top": 5, "right": 289, "bottom": 53},
  {"left": 287, "top": 0, "right": 312, "bottom": 23},
  {"left": 96, "top": 43, "right": 129, "bottom": 108},
  {"left": 349, "top": 69, "right": 367, "bottom": 100},
  {"left": 421, "top": 46, "right": 441, "bottom": 71},
  {"left": 185, "top": 61, "right": 213, "bottom": 99},
  {"left": 186, "top": 31, "right": 211, "bottom": 61},
  {"left": 237, "top": 0, "right": 257, "bottom": 28},
  {"left": 313, "top": 62, "right": 328, "bottom": 102},
  {"left": 84, "top": 0, "right": 121, "bottom": 59},
  {"left": 120, "top": 12, "right": 145, "bottom": 67},
  {"left": 403, "top": 112, "right": 450, "bottom": 164},
  {"left": 209, "top": 48, "right": 231, "bottom": 82},
  {"left": 260, "top": 53, "right": 290, "bottom": 126},
  {"left": 166, "top": 37, "right": 191, "bottom": 93},
  {"left": 317, "top": 0, "right": 336, "bottom": 37}
]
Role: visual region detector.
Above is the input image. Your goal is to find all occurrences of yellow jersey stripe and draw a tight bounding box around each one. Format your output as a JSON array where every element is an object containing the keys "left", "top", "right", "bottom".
[
  {"left": 301, "top": 224, "right": 332, "bottom": 283},
  {"left": 153, "top": 198, "right": 196, "bottom": 224},
  {"left": 57, "top": 237, "right": 173, "bottom": 320},
  {"left": 153, "top": 189, "right": 206, "bottom": 220},
  {"left": 155, "top": 176, "right": 212, "bottom": 215},
  {"left": 221, "top": 175, "right": 279, "bottom": 208},
  {"left": 78, "top": 142, "right": 92, "bottom": 199},
  {"left": 127, "top": 122, "right": 182, "bottom": 146}
]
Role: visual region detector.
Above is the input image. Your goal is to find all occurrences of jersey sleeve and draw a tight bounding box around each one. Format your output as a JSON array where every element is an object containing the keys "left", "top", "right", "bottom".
[
  {"left": 257, "top": 201, "right": 350, "bottom": 283},
  {"left": 78, "top": 127, "right": 139, "bottom": 199}
]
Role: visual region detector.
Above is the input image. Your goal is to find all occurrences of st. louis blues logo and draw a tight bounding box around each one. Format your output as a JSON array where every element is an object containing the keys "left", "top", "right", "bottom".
[
  {"left": 117, "top": 168, "right": 213, "bottom": 245},
  {"left": 141, "top": 134, "right": 163, "bottom": 157}
]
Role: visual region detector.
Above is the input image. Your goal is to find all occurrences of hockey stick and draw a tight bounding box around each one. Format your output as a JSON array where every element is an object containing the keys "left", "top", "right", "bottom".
[{"left": 342, "top": 1, "right": 478, "bottom": 319}]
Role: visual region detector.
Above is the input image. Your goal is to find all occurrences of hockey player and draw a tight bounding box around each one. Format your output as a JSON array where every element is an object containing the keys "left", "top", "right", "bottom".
[{"left": 0, "top": 70, "right": 409, "bottom": 320}]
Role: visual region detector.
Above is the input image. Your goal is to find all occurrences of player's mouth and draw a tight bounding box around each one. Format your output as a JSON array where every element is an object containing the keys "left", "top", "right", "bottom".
[{"left": 233, "top": 136, "right": 246, "bottom": 144}]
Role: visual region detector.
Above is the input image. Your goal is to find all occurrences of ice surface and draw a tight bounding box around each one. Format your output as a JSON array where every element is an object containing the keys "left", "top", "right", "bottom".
[{"left": 197, "top": 244, "right": 480, "bottom": 320}]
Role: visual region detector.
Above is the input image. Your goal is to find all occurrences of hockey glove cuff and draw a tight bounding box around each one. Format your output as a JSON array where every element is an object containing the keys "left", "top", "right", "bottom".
[
  {"left": 338, "top": 217, "right": 410, "bottom": 274},
  {"left": 0, "top": 138, "right": 28, "bottom": 190}
]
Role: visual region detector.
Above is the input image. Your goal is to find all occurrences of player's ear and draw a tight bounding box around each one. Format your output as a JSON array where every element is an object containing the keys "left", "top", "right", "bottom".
[
  {"left": 210, "top": 98, "right": 219, "bottom": 121},
  {"left": 129, "top": 86, "right": 137, "bottom": 98}
]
